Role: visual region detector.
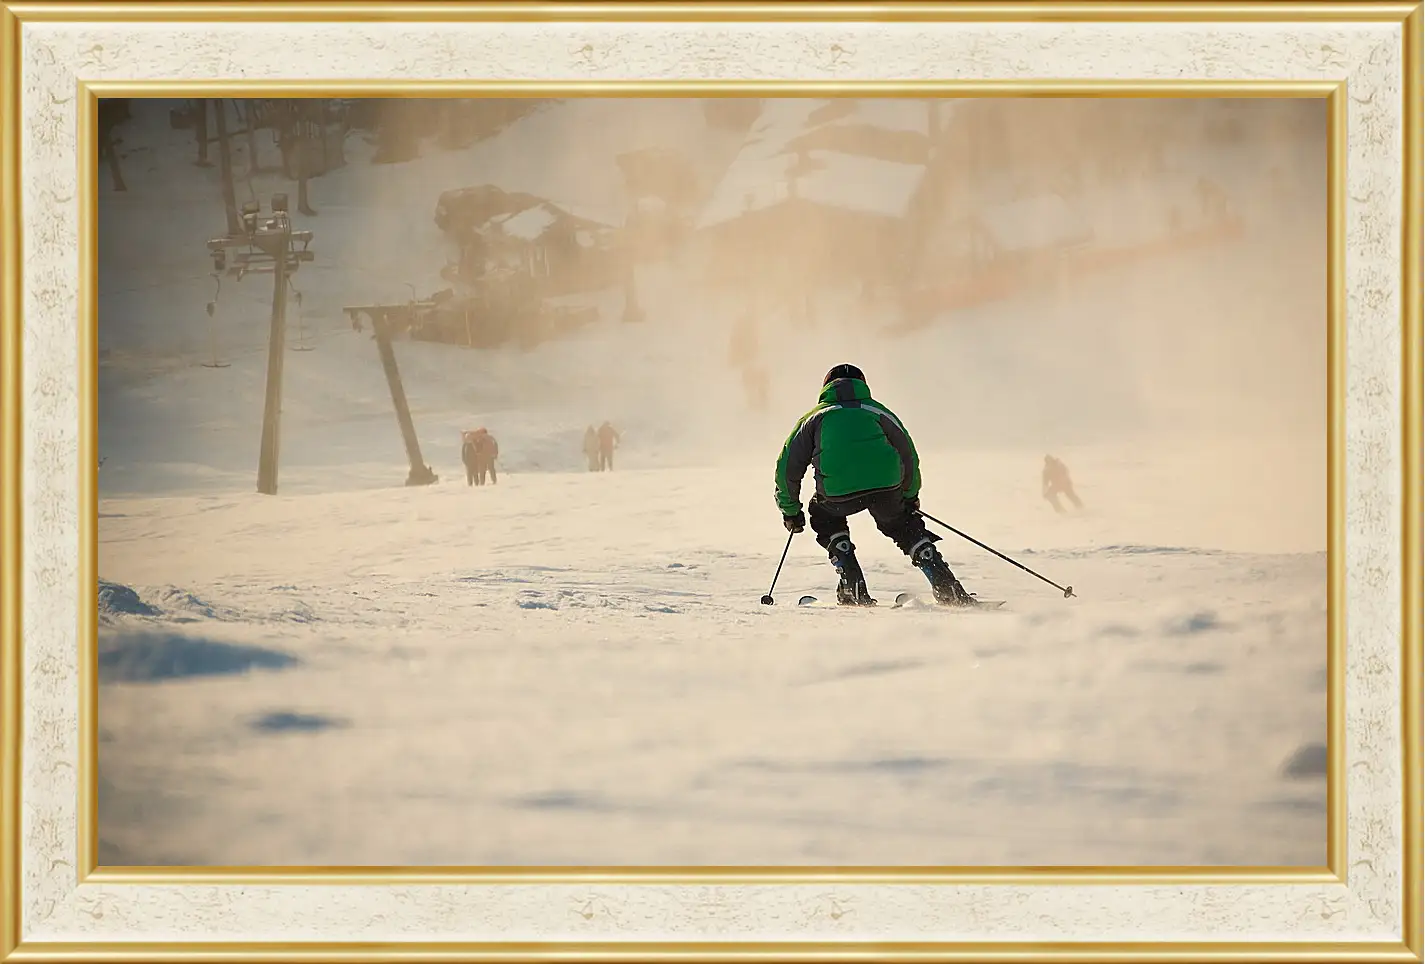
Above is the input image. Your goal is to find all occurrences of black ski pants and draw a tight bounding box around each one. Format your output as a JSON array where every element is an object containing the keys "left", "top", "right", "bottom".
[{"left": 807, "top": 488, "right": 938, "bottom": 557}]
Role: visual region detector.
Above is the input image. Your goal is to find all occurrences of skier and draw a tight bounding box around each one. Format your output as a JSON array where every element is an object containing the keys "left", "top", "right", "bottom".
[
  {"left": 582, "top": 426, "right": 600, "bottom": 472},
  {"left": 472, "top": 428, "right": 499, "bottom": 485},
  {"left": 596, "top": 421, "right": 620, "bottom": 472},
  {"left": 462, "top": 428, "right": 499, "bottom": 486},
  {"left": 1042, "top": 454, "right": 1082, "bottom": 513},
  {"left": 773, "top": 364, "right": 976, "bottom": 607},
  {"left": 460, "top": 431, "right": 481, "bottom": 487}
]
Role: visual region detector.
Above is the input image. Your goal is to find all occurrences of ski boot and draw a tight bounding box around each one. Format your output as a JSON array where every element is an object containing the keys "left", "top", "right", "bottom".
[
  {"left": 909, "top": 538, "right": 977, "bottom": 607},
  {"left": 827, "top": 533, "right": 877, "bottom": 607}
]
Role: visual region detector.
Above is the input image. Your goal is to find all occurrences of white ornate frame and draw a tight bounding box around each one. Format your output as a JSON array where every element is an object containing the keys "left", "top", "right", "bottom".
[{"left": 0, "top": 3, "right": 1419, "bottom": 961}]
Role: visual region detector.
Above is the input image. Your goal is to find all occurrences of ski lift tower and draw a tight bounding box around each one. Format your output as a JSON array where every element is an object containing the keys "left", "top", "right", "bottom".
[{"left": 206, "top": 194, "right": 314, "bottom": 496}]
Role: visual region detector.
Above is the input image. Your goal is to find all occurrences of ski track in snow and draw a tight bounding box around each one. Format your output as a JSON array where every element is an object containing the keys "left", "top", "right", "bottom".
[{"left": 96, "top": 99, "right": 1328, "bottom": 867}]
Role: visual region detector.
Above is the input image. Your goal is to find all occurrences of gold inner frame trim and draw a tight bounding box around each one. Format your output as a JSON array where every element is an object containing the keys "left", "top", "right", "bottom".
[
  {"left": 84, "top": 80, "right": 1341, "bottom": 98},
  {"left": 74, "top": 78, "right": 1347, "bottom": 887},
  {"left": 1399, "top": 4, "right": 1423, "bottom": 960},
  {"left": 1, "top": 3, "right": 24, "bottom": 962}
]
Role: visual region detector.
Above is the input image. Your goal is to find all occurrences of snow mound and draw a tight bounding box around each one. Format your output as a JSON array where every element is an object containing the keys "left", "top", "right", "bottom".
[
  {"left": 98, "top": 580, "right": 162, "bottom": 620},
  {"left": 98, "top": 631, "right": 300, "bottom": 683},
  {"left": 250, "top": 711, "right": 348, "bottom": 734},
  {"left": 1280, "top": 742, "right": 1328, "bottom": 780}
]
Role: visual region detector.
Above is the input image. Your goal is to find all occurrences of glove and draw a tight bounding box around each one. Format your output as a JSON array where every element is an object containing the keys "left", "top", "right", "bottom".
[
  {"left": 783, "top": 510, "right": 806, "bottom": 534},
  {"left": 903, "top": 495, "right": 921, "bottom": 514}
]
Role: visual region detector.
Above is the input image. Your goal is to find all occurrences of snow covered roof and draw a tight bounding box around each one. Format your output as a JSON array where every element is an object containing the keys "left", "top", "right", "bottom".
[
  {"left": 695, "top": 145, "right": 794, "bottom": 229},
  {"left": 793, "top": 152, "right": 925, "bottom": 219},
  {"left": 549, "top": 200, "right": 621, "bottom": 230},
  {"left": 499, "top": 204, "right": 561, "bottom": 242},
  {"left": 481, "top": 199, "right": 618, "bottom": 245},
  {"left": 744, "top": 99, "right": 828, "bottom": 148}
]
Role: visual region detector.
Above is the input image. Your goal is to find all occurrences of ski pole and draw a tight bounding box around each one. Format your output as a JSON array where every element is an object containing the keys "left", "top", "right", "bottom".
[
  {"left": 916, "top": 509, "right": 1076, "bottom": 599},
  {"left": 760, "top": 529, "right": 796, "bottom": 606}
]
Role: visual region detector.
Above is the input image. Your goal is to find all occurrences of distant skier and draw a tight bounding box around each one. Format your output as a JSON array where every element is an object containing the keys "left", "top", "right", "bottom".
[
  {"left": 582, "top": 426, "right": 600, "bottom": 472},
  {"left": 462, "top": 428, "right": 499, "bottom": 486},
  {"left": 1042, "top": 454, "right": 1082, "bottom": 513},
  {"left": 475, "top": 429, "right": 499, "bottom": 484},
  {"left": 461, "top": 431, "right": 480, "bottom": 486},
  {"left": 596, "top": 421, "right": 620, "bottom": 472},
  {"left": 773, "top": 364, "right": 976, "bottom": 607}
]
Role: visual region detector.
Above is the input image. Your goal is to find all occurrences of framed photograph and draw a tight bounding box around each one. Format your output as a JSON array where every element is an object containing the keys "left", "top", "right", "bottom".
[{"left": 1, "top": 1, "right": 1419, "bottom": 960}]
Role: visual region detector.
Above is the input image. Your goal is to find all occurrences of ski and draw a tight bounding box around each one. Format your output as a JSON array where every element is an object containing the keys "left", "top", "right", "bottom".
[
  {"left": 798, "top": 594, "right": 879, "bottom": 608},
  {"left": 892, "top": 591, "right": 1008, "bottom": 611},
  {"left": 795, "top": 592, "right": 1007, "bottom": 611}
]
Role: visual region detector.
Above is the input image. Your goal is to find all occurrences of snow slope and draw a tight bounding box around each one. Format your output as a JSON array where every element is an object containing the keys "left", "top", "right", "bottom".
[{"left": 96, "top": 98, "right": 1329, "bottom": 867}]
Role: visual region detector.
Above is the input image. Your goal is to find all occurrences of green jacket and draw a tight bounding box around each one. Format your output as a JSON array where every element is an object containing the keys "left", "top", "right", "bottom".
[{"left": 774, "top": 377, "right": 922, "bottom": 516}]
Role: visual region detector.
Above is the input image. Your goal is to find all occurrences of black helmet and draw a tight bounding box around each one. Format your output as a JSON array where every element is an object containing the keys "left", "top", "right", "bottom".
[{"left": 823, "top": 363, "right": 865, "bottom": 386}]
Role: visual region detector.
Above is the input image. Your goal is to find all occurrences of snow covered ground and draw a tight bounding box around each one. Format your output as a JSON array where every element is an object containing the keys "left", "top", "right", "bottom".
[{"left": 96, "top": 98, "right": 1329, "bottom": 867}]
